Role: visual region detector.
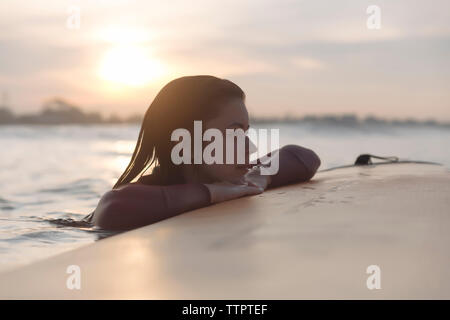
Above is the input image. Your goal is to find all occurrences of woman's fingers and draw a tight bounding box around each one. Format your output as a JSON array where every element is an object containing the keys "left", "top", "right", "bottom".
[
  {"left": 242, "top": 185, "right": 263, "bottom": 196},
  {"left": 204, "top": 182, "right": 263, "bottom": 203},
  {"left": 245, "top": 180, "right": 259, "bottom": 188},
  {"left": 229, "top": 184, "right": 263, "bottom": 198},
  {"left": 244, "top": 166, "right": 271, "bottom": 190}
]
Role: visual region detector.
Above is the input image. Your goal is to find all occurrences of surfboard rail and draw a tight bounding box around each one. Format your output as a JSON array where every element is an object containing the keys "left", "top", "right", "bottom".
[{"left": 0, "top": 163, "right": 449, "bottom": 299}]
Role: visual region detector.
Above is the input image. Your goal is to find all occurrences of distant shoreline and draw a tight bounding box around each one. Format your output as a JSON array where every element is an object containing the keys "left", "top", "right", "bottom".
[{"left": 1, "top": 98, "right": 449, "bottom": 128}]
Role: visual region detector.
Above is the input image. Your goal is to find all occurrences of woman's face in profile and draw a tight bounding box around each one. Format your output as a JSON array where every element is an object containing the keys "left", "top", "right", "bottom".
[{"left": 199, "top": 98, "right": 253, "bottom": 184}]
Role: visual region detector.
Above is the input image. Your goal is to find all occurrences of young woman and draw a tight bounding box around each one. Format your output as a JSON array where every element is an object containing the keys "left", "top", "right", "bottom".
[{"left": 89, "top": 76, "right": 321, "bottom": 231}]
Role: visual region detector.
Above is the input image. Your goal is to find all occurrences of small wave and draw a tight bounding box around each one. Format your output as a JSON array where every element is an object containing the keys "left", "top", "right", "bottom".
[
  {"left": 22, "top": 230, "right": 66, "bottom": 239},
  {"left": 46, "top": 217, "right": 92, "bottom": 228},
  {"left": 38, "top": 178, "right": 103, "bottom": 196},
  {"left": 43, "top": 214, "right": 118, "bottom": 239},
  {"left": 0, "top": 196, "right": 15, "bottom": 211}
]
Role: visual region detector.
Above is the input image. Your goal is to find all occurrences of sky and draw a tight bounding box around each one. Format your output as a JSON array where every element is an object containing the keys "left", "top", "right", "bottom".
[{"left": 0, "top": 0, "right": 449, "bottom": 120}]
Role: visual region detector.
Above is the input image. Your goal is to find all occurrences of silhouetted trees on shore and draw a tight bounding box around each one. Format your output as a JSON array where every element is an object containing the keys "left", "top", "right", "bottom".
[
  {"left": 0, "top": 98, "right": 142, "bottom": 125},
  {"left": 251, "top": 114, "right": 449, "bottom": 128},
  {"left": 0, "top": 98, "right": 449, "bottom": 128}
]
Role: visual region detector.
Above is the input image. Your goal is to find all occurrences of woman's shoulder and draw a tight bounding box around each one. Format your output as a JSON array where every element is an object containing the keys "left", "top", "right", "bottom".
[
  {"left": 135, "top": 166, "right": 184, "bottom": 186},
  {"left": 137, "top": 174, "right": 157, "bottom": 185}
]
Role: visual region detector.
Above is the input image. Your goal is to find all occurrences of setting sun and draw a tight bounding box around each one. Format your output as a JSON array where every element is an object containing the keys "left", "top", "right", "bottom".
[{"left": 99, "top": 46, "right": 165, "bottom": 87}]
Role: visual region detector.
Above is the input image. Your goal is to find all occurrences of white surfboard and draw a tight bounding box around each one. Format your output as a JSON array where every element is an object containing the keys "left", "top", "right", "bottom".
[{"left": 0, "top": 163, "right": 449, "bottom": 299}]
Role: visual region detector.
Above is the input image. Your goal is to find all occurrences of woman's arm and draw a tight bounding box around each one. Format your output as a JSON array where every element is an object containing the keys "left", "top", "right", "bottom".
[
  {"left": 93, "top": 144, "right": 319, "bottom": 231},
  {"left": 93, "top": 183, "right": 211, "bottom": 231},
  {"left": 247, "top": 145, "right": 321, "bottom": 189},
  {"left": 93, "top": 182, "right": 262, "bottom": 231},
  {"left": 269, "top": 144, "right": 321, "bottom": 188}
]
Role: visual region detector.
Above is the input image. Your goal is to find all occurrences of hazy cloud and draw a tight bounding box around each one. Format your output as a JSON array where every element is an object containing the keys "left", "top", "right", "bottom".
[{"left": 0, "top": 0, "right": 449, "bottom": 119}]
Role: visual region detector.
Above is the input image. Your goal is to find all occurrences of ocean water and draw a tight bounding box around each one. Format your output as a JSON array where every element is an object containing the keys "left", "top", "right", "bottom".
[{"left": 0, "top": 123, "right": 449, "bottom": 272}]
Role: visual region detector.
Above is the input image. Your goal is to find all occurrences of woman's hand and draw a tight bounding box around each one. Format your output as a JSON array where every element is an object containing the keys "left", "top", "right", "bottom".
[
  {"left": 204, "top": 181, "right": 263, "bottom": 204},
  {"left": 244, "top": 166, "right": 272, "bottom": 190}
]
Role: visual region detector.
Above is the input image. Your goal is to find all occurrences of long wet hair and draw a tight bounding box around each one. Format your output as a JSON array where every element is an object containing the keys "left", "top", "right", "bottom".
[{"left": 113, "top": 75, "right": 245, "bottom": 189}]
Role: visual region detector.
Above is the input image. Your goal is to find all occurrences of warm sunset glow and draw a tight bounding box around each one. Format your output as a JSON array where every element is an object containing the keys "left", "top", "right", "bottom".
[
  {"left": 99, "top": 46, "right": 165, "bottom": 87},
  {"left": 2, "top": 2, "right": 450, "bottom": 120},
  {"left": 97, "top": 26, "right": 154, "bottom": 45}
]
